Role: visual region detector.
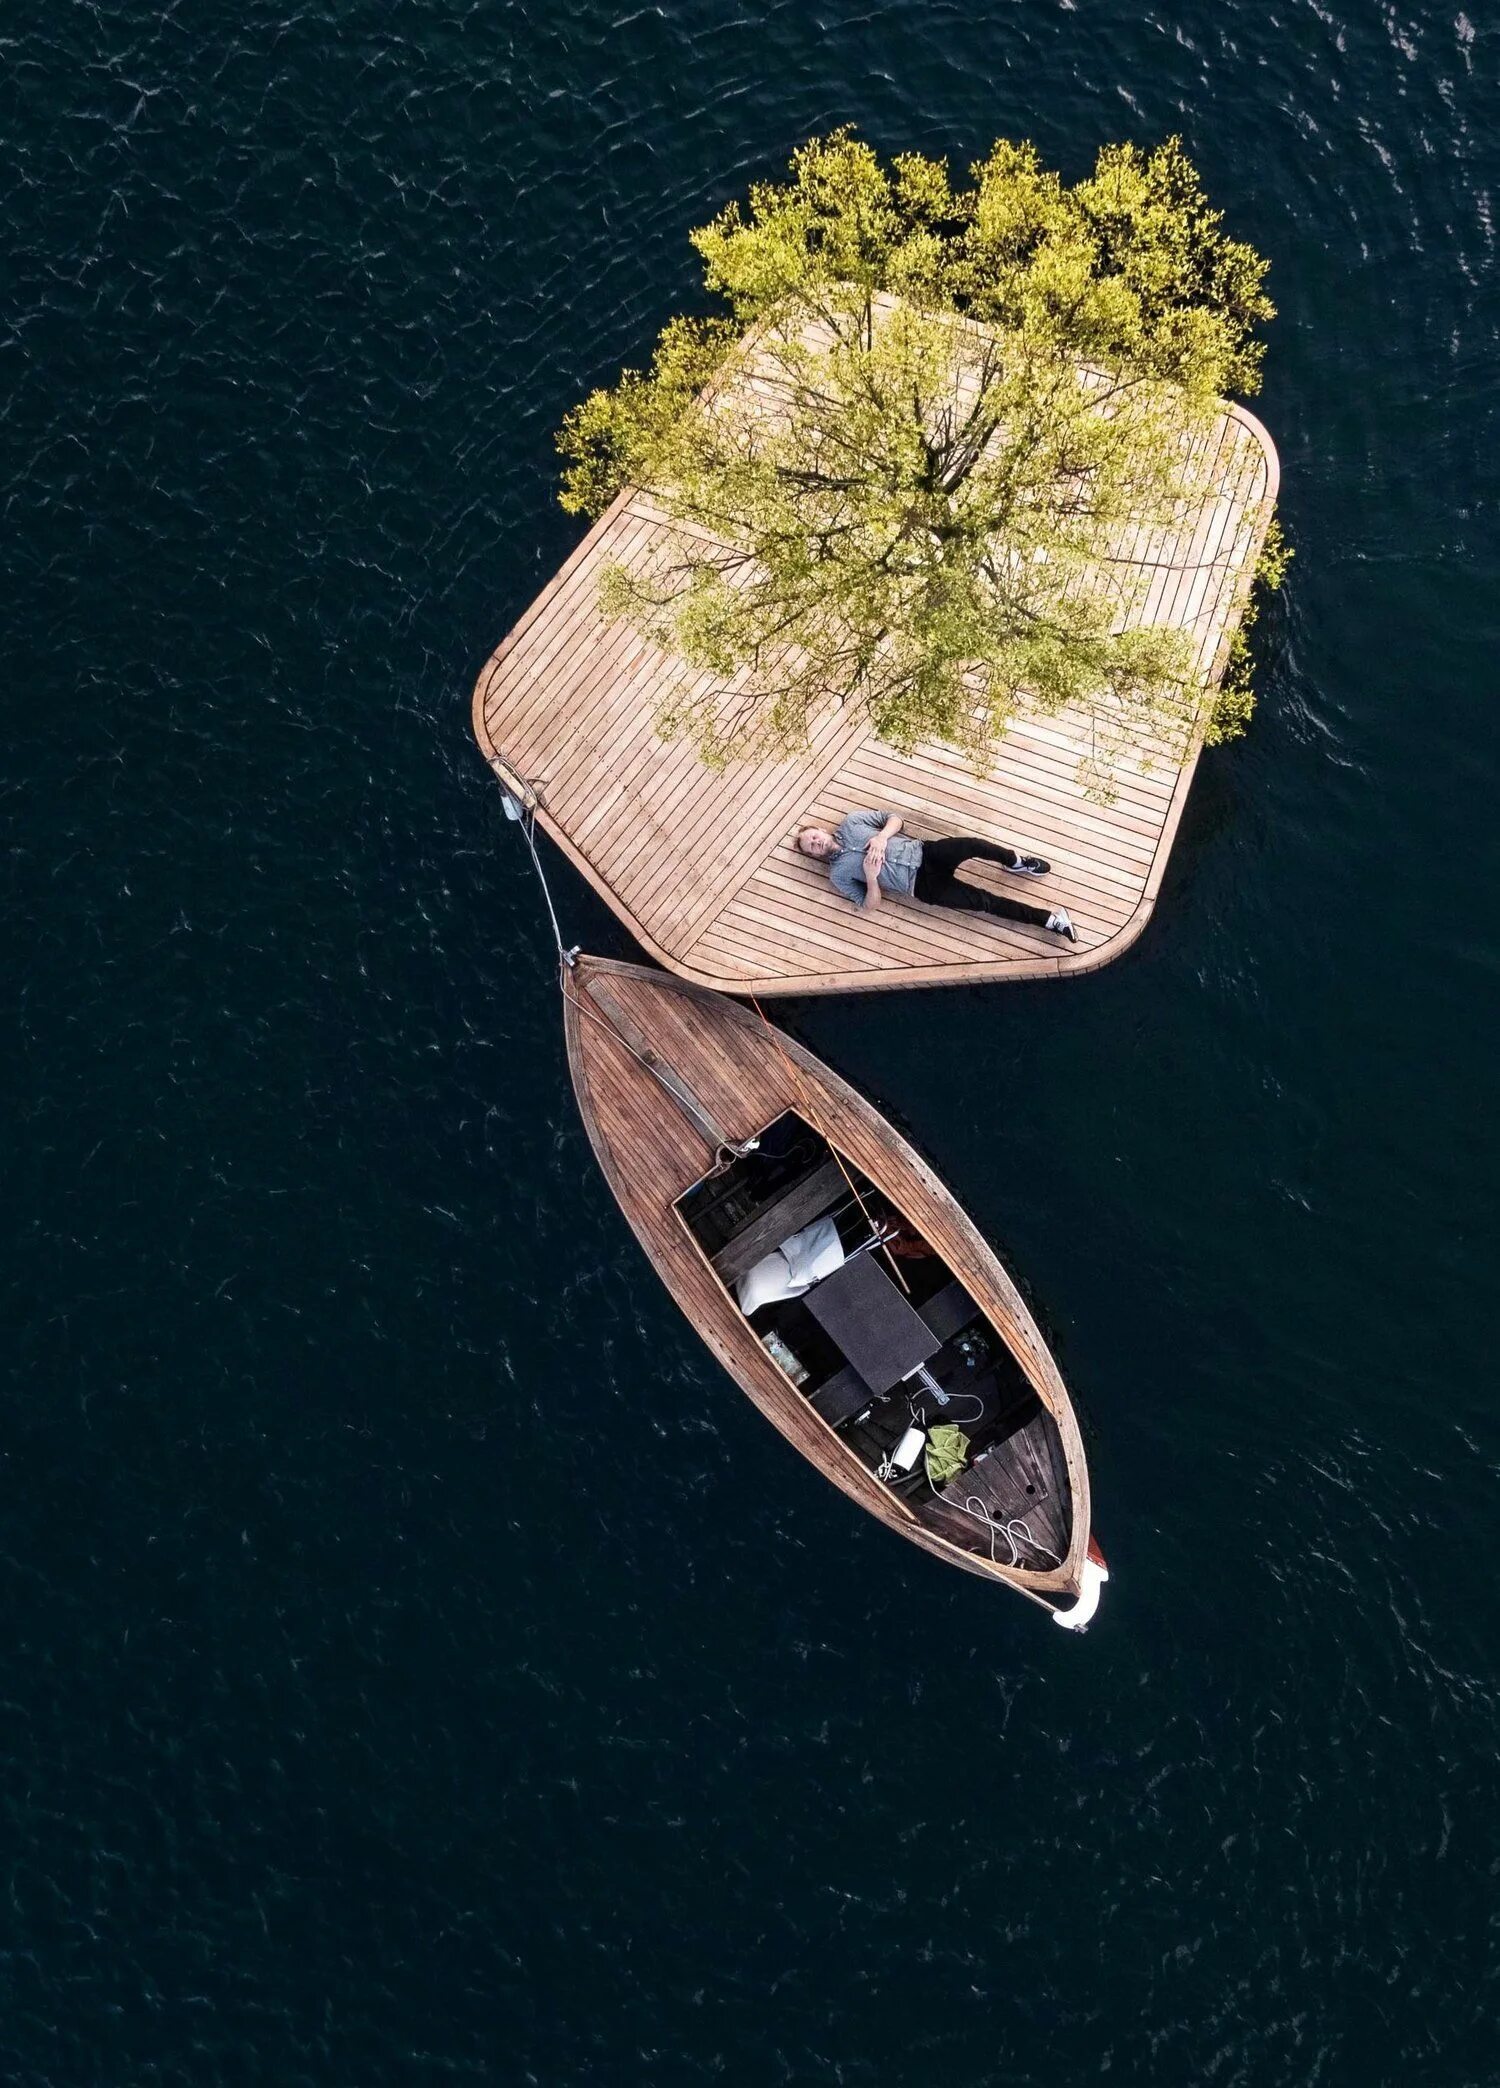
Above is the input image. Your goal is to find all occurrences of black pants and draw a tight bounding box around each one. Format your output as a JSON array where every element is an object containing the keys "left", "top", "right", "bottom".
[{"left": 912, "top": 837, "right": 1052, "bottom": 927}]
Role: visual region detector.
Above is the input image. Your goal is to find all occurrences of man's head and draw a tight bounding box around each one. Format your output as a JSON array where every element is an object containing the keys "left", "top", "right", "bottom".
[{"left": 796, "top": 826, "right": 836, "bottom": 860}]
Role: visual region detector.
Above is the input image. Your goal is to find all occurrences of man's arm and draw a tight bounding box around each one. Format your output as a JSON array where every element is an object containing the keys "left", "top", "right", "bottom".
[
  {"left": 862, "top": 812, "right": 903, "bottom": 906},
  {"left": 827, "top": 855, "right": 866, "bottom": 908}
]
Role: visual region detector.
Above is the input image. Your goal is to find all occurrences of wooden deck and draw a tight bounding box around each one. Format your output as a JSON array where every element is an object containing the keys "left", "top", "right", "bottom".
[{"left": 474, "top": 405, "right": 1279, "bottom": 996}]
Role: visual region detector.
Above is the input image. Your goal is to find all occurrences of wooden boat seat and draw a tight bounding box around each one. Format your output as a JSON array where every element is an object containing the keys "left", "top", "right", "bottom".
[
  {"left": 711, "top": 1159, "right": 845, "bottom": 1285},
  {"left": 917, "top": 1278, "right": 978, "bottom": 1344},
  {"left": 809, "top": 1365, "right": 876, "bottom": 1428}
]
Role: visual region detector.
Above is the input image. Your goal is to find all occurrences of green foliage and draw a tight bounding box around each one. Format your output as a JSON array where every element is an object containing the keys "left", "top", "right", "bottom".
[
  {"left": 684, "top": 130, "right": 1271, "bottom": 397},
  {"left": 557, "top": 316, "right": 737, "bottom": 518},
  {"left": 557, "top": 130, "right": 1277, "bottom": 791},
  {"left": 1206, "top": 516, "right": 1292, "bottom": 748}
]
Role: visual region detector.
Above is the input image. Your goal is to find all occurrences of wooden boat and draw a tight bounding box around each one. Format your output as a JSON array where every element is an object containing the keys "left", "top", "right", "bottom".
[{"left": 562, "top": 953, "right": 1107, "bottom": 1626}]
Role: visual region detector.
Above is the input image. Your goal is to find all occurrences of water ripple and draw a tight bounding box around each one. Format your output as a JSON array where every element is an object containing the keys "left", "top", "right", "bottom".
[{"left": 3, "top": 1, "right": 1498, "bottom": 2083}]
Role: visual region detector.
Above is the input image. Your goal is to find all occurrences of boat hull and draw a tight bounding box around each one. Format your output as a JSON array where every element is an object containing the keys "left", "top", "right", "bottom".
[{"left": 561, "top": 954, "right": 1091, "bottom": 1601}]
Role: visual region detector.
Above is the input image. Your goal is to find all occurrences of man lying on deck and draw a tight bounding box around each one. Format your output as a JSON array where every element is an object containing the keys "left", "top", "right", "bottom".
[{"left": 796, "top": 810, "right": 1077, "bottom": 942}]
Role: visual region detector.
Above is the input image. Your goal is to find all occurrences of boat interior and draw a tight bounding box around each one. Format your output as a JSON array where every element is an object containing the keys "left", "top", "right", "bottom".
[{"left": 676, "top": 1110, "right": 1073, "bottom": 1576}]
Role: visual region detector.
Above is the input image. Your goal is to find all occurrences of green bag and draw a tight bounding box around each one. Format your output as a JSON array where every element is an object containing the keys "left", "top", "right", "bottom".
[{"left": 924, "top": 1423, "right": 970, "bottom": 1489}]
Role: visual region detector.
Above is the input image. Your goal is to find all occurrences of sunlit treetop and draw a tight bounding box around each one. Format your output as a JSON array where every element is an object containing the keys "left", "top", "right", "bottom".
[
  {"left": 690, "top": 131, "right": 1272, "bottom": 398},
  {"left": 557, "top": 131, "right": 1280, "bottom": 794}
]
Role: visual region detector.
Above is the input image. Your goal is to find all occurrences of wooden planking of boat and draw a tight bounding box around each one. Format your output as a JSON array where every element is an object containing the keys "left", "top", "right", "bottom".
[{"left": 562, "top": 952, "right": 1108, "bottom": 1627}]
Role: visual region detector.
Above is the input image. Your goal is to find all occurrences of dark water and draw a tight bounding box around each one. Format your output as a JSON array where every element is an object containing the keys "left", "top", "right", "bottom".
[{"left": 5, "top": 3, "right": 1497, "bottom": 2081}]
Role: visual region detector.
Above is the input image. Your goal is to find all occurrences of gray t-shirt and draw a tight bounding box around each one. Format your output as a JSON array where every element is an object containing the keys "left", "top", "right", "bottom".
[{"left": 827, "top": 810, "right": 924, "bottom": 906}]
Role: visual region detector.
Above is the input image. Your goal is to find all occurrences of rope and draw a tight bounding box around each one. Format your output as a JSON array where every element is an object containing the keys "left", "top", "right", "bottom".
[
  {"left": 490, "top": 775, "right": 693, "bottom": 1092},
  {"left": 957, "top": 1494, "right": 1063, "bottom": 1573},
  {"left": 494, "top": 778, "right": 745, "bottom": 1167},
  {"left": 922, "top": 1389, "right": 986, "bottom": 1427},
  {"left": 495, "top": 785, "right": 744, "bottom": 1154},
  {"left": 496, "top": 783, "right": 578, "bottom": 974},
  {"left": 491, "top": 778, "right": 761, "bottom": 1165}
]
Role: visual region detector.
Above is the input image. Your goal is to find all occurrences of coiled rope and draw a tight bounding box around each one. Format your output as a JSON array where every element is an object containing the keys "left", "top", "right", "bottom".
[{"left": 958, "top": 1495, "right": 1062, "bottom": 1573}]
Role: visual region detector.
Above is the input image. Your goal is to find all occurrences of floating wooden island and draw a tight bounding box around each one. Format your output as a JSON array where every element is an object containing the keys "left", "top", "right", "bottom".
[{"left": 473, "top": 404, "right": 1278, "bottom": 997}]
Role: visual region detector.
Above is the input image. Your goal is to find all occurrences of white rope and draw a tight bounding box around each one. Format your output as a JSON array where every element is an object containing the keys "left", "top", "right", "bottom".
[
  {"left": 499, "top": 776, "right": 759, "bottom": 1177},
  {"left": 927, "top": 1390, "right": 986, "bottom": 1427},
  {"left": 958, "top": 1494, "right": 1063, "bottom": 1573},
  {"left": 499, "top": 786, "right": 576, "bottom": 973}
]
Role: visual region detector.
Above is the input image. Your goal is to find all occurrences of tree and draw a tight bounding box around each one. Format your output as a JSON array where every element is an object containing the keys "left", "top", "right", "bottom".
[{"left": 557, "top": 131, "right": 1279, "bottom": 795}]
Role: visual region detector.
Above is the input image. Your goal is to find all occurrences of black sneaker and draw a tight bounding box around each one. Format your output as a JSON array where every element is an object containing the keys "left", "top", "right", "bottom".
[
  {"left": 1045, "top": 909, "right": 1077, "bottom": 942},
  {"left": 1010, "top": 853, "right": 1050, "bottom": 876}
]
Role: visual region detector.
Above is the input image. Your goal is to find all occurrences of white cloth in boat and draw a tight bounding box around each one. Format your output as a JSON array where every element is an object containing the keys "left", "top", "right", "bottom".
[{"left": 735, "top": 1215, "right": 846, "bottom": 1316}]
